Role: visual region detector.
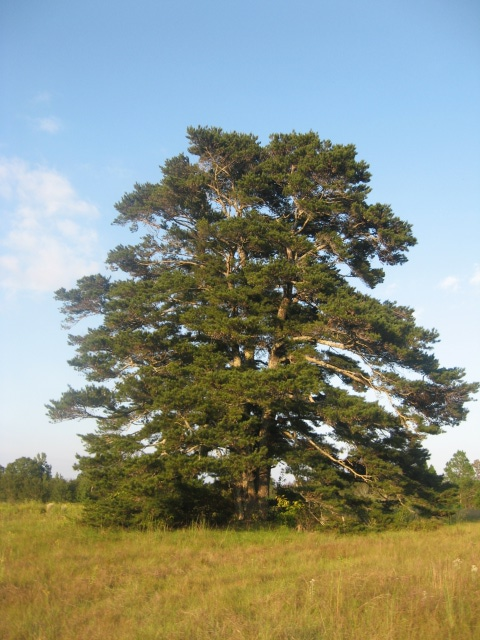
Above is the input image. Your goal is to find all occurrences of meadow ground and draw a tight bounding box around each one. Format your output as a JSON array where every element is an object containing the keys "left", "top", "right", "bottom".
[{"left": 0, "top": 503, "right": 479, "bottom": 640}]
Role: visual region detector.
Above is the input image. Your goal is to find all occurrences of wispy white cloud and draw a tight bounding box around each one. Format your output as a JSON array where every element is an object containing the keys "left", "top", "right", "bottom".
[
  {"left": 438, "top": 267, "right": 480, "bottom": 292},
  {"left": 438, "top": 276, "right": 461, "bottom": 292},
  {"left": 32, "top": 91, "right": 52, "bottom": 104},
  {"left": 470, "top": 265, "right": 480, "bottom": 286},
  {"left": 35, "top": 116, "right": 63, "bottom": 134},
  {"left": 0, "top": 158, "right": 100, "bottom": 294}
]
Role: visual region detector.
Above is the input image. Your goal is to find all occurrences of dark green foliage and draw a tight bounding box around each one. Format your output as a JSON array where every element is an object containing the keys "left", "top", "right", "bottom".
[{"left": 47, "top": 127, "right": 478, "bottom": 528}]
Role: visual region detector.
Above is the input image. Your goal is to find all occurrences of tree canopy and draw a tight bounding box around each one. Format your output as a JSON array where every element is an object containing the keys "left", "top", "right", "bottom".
[
  {"left": 47, "top": 127, "right": 478, "bottom": 528},
  {"left": 444, "top": 450, "right": 476, "bottom": 485}
]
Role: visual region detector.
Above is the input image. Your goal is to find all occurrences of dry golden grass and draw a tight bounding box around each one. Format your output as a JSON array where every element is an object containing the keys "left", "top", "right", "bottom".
[{"left": 0, "top": 503, "right": 479, "bottom": 639}]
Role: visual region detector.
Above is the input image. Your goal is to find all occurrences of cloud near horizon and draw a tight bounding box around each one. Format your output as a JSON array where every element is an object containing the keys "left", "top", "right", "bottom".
[
  {"left": 470, "top": 265, "right": 480, "bottom": 286},
  {"left": 0, "top": 158, "right": 100, "bottom": 294}
]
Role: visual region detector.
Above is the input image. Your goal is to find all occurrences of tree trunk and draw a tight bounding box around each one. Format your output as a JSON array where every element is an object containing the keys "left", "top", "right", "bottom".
[{"left": 234, "top": 465, "right": 271, "bottom": 522}]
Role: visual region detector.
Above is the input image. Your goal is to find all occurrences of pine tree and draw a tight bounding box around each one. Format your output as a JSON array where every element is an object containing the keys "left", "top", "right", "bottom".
[{"left": 47, "top": 127, "right": 478, "bottom": 527}]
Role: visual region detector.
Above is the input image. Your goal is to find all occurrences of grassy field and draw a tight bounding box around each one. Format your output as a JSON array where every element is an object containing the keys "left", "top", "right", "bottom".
[{"left": 0, "top": 503, "right": 479, "bottom": 640}]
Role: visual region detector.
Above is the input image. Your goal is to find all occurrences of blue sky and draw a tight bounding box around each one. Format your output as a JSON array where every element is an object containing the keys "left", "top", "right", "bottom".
[{"left": 1, "top": 0, "right": 479, "bottom": 477}]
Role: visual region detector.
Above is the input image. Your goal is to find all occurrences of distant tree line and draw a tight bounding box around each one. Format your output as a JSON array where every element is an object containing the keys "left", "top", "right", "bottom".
[
  {"left": 1, "top": 450, "right": 479, "bottom": 528},
  {"left": 0, "top": 453, "right": 80, "bottom": 503},
  {"left": 443, "top": 450, "right": 480, "bottom": 512}
]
